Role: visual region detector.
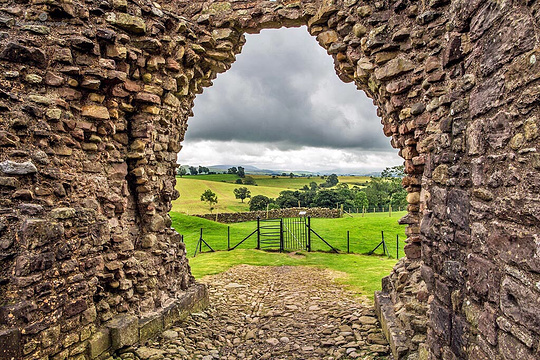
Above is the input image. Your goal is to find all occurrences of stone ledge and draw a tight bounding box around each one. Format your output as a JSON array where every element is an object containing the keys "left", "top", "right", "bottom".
[
  {"left": 374, "top": 291, "right": 410, "bottom": 360},
  {"left": 88, "top": 283, "right": 208, "bottom": 359}
]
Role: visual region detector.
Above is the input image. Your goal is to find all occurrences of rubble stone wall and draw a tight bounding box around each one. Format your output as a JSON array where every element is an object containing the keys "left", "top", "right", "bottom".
[
  {"left": 195, "top": 207, "right": 341, "bottom": 223},
  {"left": 0, "top": 0, "right": 539, "bottom": 359}
]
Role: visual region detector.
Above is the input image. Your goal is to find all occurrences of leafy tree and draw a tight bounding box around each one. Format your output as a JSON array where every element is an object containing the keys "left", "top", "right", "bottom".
[
  {"left": 237, "top": 166, "right": 245, "bottom": 178},
  {"left": 289, "top": 172, "right": 294, "bottom": 178},
  {"left": 325, "top": 174, "right": 339, "bottom": 187},
  {"left": 381, "top": 165, "right": 405, "bottom": 178},
  {"left": 312, "top": 190, "right": 341, "bottom": 208},
  {"left": 176, "top": 166, "right": 187, "bottom": 177},
  {"left": 249, "top": 195, "right": 272, "bottom": 211},
  {"left": 275, "top": 190, "right": 300, "bottom": 208},
  {"left": 309, "top": 181, "right": 318, "bottom": 191},
  {"left": 233, "top": 187, "right": 251, "bottom": 203},
  {"left": 243, "top": 176, "right": 257, "bottom": 186},
  {"left": 235, "top": 179, "right": 243, "bottom": 184},
  {"left": 200, "top": 189, "right": 218, "bottom": 213},
  {"left": 189, "top": 166, "right": 198, "bottom": 175},
  {"left": 354, "top": 191, "right": 369, "bottom": 210},
  {"left": 227, "top": 167, "right": 238, "bottom": 174},
  {"left": 198, "top": 166, "right": 209, "bottom": 174}
]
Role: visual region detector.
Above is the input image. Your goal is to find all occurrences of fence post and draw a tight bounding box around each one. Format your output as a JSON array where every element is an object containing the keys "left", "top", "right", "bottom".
[
  {"left": 362, "top": 206, "right": 365, "bottom": 217},
  {"left": 389, "top": 204, "right": 392, "bottom": 217},
  {"left": 279, "top": 218, "right": 284, "bottom": 252},
  {"left": 307, "top": 216, "right": 311, "bottom": 252},
  {"left": 199, "top": 228, "right": 203, "bottom": 253},
  {"left": 257, "top": 217, "right": 260, "bottom": 250},
  {"left": 227, "top": 226, "right": 230, "bottom": 250},
  {"left": 396, "top": 234, "right": 399, "bottom": 260},
  {"left": 381, "top": 230, "right": 387, "bottom": 256},
  {"left": 347, "top": 231, "right": 350, "bottom": 253}
]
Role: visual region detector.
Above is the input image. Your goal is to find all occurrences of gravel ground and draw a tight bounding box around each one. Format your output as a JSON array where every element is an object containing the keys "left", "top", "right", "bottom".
[{"left": 121, "top": 265, "right": 391, "bottom": 360}]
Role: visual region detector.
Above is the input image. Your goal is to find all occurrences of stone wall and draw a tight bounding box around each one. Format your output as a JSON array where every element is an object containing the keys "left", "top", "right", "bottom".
[
  {"left": 196, "top": 207, "right": 341, "bottom": 223},
  {"left": 0, "top": 0, "right": 539, "bottom": 359}
]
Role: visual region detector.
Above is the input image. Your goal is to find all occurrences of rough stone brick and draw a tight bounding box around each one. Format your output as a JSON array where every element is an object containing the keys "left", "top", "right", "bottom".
[{"left": 106, "top": 315, "right": 139, "bottom": 350}]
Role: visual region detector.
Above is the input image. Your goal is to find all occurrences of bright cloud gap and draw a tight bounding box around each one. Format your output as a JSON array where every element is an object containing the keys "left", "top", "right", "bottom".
[{"left": 178, "top": 27, "right": 402, "bottom": 175}]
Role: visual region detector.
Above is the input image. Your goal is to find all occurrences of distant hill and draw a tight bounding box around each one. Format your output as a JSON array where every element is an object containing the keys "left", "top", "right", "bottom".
[{"left": 178, "top": 164, "right": 379, "bottom": 177}]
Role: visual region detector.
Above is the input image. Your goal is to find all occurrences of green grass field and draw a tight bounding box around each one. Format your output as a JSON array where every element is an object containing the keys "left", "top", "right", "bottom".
[
  {"left": 173, "top": 174, "right": 372, "bottom": 214},
  {"left": 189, "top": 250, "right": 397, "bottom": 299},
  {"left": 171, "top": 211, "right": 406, "bottom": 258}
]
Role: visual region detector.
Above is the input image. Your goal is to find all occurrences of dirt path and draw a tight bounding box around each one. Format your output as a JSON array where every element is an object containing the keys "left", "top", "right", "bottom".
[{"left": 124, "top": 265, "right": 391, "bottom": 360}]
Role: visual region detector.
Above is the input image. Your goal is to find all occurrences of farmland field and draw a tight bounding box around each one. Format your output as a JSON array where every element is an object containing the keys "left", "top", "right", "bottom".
[{"left": 173, "top": 174, "right": 372, "bottom": 214}]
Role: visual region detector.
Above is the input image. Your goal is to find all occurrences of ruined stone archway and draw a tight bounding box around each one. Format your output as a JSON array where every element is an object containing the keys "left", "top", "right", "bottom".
[{"left": 0, "top": 1, "right": 539, "bottom": 360}]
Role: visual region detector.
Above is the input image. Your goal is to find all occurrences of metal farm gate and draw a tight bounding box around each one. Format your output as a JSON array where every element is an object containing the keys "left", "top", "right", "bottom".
[
  {"left": 228, "top": 216, "right": 338, "bottom": 253},
  {"left": 257, "top": 217, "right": 310, "bottom": 252}
]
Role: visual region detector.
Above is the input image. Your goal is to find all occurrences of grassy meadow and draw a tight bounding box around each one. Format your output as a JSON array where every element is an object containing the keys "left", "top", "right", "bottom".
[{"left": 173, "top": 174, "right": 372, "bottom": 214}]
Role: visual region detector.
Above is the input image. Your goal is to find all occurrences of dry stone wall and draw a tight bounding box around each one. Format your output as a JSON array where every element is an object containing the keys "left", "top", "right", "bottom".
[
  {"left": 0, "top": 0, "right": 539, "bottom": 360},
  {"left": 195, "top": 207, "right": 341, "bottom": 223}
]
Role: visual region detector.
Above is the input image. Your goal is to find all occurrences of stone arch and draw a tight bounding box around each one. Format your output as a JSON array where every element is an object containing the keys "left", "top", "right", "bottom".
[{"left": 0, "top": 1, "right": 539, "bottom": 360}]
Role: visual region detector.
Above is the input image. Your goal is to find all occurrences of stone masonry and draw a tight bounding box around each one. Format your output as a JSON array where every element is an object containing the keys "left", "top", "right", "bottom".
[
  {"left": 0, "top": 0, "right": 538, "bottom": 359},
  {"left": 195, "top": 207, "right": 341, "bottom": 223}
]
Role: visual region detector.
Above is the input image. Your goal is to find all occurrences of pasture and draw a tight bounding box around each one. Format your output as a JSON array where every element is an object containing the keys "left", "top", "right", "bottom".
[{"left": 172, "top": 174, "right": 372, "bottom": 214}]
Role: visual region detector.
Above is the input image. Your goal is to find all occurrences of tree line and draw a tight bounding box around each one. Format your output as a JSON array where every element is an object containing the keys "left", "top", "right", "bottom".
[{"left": 249, "top": 166, "right": 406, "bottom": 212}]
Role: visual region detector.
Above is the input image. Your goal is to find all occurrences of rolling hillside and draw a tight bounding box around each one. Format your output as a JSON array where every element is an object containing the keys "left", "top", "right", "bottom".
[{"left": 172, "top": 174, "right": 373, "bottom": 214}]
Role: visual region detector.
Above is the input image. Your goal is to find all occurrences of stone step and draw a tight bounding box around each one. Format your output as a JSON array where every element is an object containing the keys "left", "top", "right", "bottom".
[{"left": 374, "top": 291, "right": 410, "bottom": 360}]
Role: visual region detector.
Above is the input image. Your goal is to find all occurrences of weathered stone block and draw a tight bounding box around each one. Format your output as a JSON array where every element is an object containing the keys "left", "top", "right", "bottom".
[
  {"left": 87, "top": 328, "right": 110, "bottom": 359},
  {"left": 500, "top": 276, "right": 540, "bottom": 333},
  {"left": 447, "top": 189, "right": 470, "bottom": 230},
  {"left": 0, "top": 42, "right": 47, "bottom": 68},
  {"left": 111, "top": 13, "right": 146, "bottom": 34},
  {"left": 106, "top": 315, "right": 139, "bottom": 350},
  {"left": 20, "top": 219, "right": 64, "bottom": 249},
  {"left": 139, "top": 312, "right": 163, "bottom": 343},
  {"left": 0, "top": 160, "right": 37, "bottom": 175}
]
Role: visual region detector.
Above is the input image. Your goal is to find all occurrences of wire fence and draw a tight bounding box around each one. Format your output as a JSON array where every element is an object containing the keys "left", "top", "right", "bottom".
[{"left": 188, "top": 216, "right": 404, "bottom": 259}]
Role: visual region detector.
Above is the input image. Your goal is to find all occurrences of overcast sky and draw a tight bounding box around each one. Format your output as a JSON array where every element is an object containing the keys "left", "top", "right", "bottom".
[{"left": 178, "top": 27, "right": 402, "bottom": 174}]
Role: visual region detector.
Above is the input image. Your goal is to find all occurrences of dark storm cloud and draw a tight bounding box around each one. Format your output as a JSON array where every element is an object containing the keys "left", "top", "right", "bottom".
[{"left": 185, "top": 27, "right": 391, "bottom": 151}]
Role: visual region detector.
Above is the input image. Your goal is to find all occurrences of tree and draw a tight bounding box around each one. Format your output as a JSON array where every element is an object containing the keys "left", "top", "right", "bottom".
[
  {"left": 189, "top": 166, "right": 198, "bottom": 175},
  {"left": 233, "top": 187, "right": 251, "bottom": 203},
  {"left": 275, "top": 190, "right": 300, "bottom": 208},
  {"left": 312, "top": 190, "right": 341, "bottom": 208},
  {"left": 325, "top": 174, "right": 339, "bottom": 187},
  {"left": 235, "top": 179, "right": 243, "bottom": 184},
  {"left": 227, "top": 167, "right": 237, "bottom": 174},
  {"left": 289, "top": 172, "right": 294, "bottom": 178},
  {"left": 381, "top": 165, "right": 405, "bottom": 178},
  {"left": 198, "top": 166, "right": 209, "bottom": 174},
  {"left": 243, "top": 176, "right": 256, "bottom": 185},
  {"left": 176, "top": 166, "right": 187, "bottom": 177},
  {"left": 200, "top": 189, "right": 218, "bottom": 213},
  {"left": 354, "top": 191, "right": 369, "bottom": 210},
  {"left": 249, "top": 195, "right": 272, "bottom": 211},
  {"left": 309, "top": 181, "right": 318, "bottom": 191},
  {"left": 237, "top": 166, "right": 245, "bottom": 178}
]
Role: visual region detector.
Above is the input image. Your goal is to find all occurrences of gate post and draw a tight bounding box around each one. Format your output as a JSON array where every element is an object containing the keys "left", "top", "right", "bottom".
[
  {"left": 257, "top": 217, "right": 260, "bottom": 250},
  {"left": 307, "top": 216, "right": 311, "bottom": 252},
  {"left": 279, "top": 218, "right": 284, "bottom": 252}
]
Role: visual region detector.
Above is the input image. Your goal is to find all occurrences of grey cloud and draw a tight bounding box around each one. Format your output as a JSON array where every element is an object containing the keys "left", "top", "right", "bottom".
[{"left": 185, "top": 27, "right": 392, "bottom": 151}]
